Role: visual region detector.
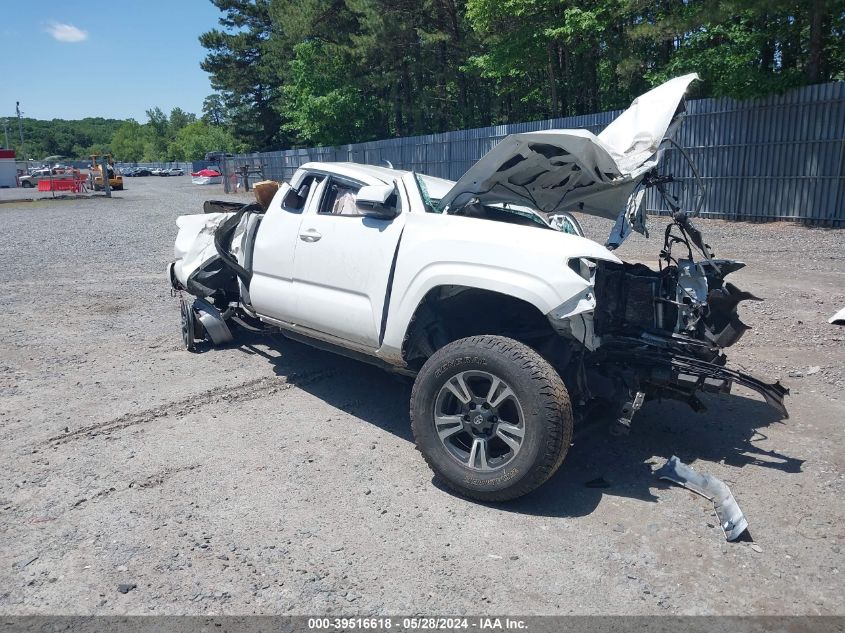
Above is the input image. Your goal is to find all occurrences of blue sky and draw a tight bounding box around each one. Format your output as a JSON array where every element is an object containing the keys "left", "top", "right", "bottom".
[{"left": 1, "top": 1, "right": 225, "bottom": 121}]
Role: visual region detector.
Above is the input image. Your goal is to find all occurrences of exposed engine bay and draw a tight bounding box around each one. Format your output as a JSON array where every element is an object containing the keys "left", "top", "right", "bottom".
[{"left": 573, "top": 206, "right": 788, "bottom": 433}]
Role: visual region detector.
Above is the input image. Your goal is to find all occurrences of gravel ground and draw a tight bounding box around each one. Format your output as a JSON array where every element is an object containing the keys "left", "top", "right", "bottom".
[{"left": 0, "top": 176, "right": 843, "bottom": 615}]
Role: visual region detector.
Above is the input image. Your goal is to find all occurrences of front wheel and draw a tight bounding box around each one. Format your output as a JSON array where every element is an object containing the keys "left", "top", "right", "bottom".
[
  {"left": 410, "top": 335, "right": 573, "bottom": 502},
  {"left": 21, "top": 181, "right": 33, "bottom": 188}
]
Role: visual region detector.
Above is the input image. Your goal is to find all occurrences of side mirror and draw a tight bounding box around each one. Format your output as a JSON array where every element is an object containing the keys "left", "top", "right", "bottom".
[{"left": 356, "top": 184, "right": 398, "bottom": 219}]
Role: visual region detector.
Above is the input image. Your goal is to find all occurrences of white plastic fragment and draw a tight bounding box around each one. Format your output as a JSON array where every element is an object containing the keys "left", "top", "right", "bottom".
[{"left": 655, "top": 455, "right": 749, "bottom": 541}]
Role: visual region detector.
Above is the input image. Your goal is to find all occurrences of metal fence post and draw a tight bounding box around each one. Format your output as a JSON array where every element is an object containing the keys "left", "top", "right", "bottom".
[{"left": 100, "top": 156, "right": 111, "bottom": 198}]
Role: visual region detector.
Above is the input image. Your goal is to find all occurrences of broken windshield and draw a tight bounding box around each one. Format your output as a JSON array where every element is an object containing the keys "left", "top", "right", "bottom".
[{"left": 414, "top": 173, "right": 440, "bottom": 213}]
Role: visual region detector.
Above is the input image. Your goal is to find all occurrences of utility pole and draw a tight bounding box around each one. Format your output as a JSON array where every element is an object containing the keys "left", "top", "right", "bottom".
[
  {"left": 100, "top": 155, "right": 111, "bottom": 198},
  {"left": 16, "top": 102, "right": 27, "bottom": 162}
]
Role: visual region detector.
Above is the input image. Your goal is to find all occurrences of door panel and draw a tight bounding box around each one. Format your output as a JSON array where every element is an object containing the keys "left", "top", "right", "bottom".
[
  {"left": 250, "top": 177, "right": 325, "bottom": 322},
  {"left": 289, "top": 178, "right": 406, "bottom": 348}
]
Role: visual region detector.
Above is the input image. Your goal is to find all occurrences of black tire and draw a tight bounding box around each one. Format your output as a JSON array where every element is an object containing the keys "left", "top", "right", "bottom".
[
  {"left": 410, "top": 335, "right": 573, "bottom": 502},
  {"left": 180, "top": 299, "right": 198, "bottom": 352},
  {"left": 22, "top": 181, "right": 33, "bottom": 188}
]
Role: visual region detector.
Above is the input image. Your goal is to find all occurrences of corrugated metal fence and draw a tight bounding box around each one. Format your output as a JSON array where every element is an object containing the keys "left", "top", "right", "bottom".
[
  {"left": 222, "top": 82, "right": 845, "bottom": 226},
  {"left": 116, "top": 161, "right": 194, "bottom": 172}
]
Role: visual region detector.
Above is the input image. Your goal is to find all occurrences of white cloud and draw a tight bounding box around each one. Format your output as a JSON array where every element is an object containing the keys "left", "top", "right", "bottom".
[{"left": 46, "top": 22, "right": 88, "bottom": 43}]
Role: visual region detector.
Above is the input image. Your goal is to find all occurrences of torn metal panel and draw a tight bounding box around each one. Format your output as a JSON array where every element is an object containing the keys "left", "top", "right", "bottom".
[
  {"left": 193, "top": 298, "right": 233, "bottom": 345},
  {"left": 438, "top": 74, "right": 699, "bottom": 221},
  {"left": 597, "top": 74, "right": 700, "bottom": 173},
  {"left": 547, "top": 261, "right": 600, "bottom": 351},
  {"left": 596, "top": 337, "right": 790, "bottom": 419},
  {"left": 655, "top": 455, "right": 748, "bottom": 541},
  {"left": 173, "top": 212, "right": 235, "bottom": 289},
  {"left": 605, "top": 189, "right": 646, "bottom": 250}
]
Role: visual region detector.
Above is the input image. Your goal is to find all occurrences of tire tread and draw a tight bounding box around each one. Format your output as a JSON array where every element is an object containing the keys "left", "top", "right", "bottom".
[{"left": 410, "top": 335, "right": 573, "bottom": 502}]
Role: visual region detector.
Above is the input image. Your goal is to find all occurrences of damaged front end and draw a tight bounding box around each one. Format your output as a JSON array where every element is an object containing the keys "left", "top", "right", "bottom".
[
  {"left": 453, "top": 74, "right": 794, "bottom": 429},
  {"left": 561, "top": 209, "right": 788, "bottom": 432}
]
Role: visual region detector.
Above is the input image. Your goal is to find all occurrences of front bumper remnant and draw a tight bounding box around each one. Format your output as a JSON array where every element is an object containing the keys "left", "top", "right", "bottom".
[
  {"left": 655, "top": 455, "right": 749, "bottom": 541},
  {"left": 669, "top": 356, "right": 789, "bottom": 419}
]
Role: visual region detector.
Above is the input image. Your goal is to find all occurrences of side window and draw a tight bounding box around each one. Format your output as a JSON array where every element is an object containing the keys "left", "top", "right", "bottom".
[
  {"left": 319, "top": 180, "right": 362, "bottom": 216},
  {"left": 282, "top": 174, "right": 323, "bottom": 213}
]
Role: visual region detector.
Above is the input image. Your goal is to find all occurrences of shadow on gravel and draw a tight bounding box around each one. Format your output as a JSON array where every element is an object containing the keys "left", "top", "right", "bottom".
[
  {"left": 501, "top": 392, "right": 800, "bottom": 518},
  {"left": 230, "top": 329, "right": 802, "bottom": 518},
  {"left": 235, "top": 331, "right": 414, "bottom": 442}
]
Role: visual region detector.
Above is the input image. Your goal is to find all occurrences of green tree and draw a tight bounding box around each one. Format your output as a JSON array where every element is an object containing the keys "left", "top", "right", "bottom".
[
  {"left": 199, "top": 0, "right": 845, "bottom": 151},
  {"left": 281, "top": 40, "right": 378, "bottom": 146},
  {"left": 169, "top": 107, "right": 196, "bottom": 132},
  {"left": 199, "top": 0, "right": 283, "bottom": 150},
  {"left": 111, "top": 120, "right": 147, "bottom": 162},
  {"left": 5, "top": 117, "right": 125, "bottom": 160},
  {"left": 169, "top": 120, "right": 243, "bottom": 161},
  {"left": 202, "top": 93, "right": 227, "bottom": 125},
  {"left": 268, "top": 0, "right": 492, "bottom": 141},
  {"left": 632, "top": 0, "right": 845, "bottom": 99},
  {"left": 140, "top": 107, "right": 203, "bottom": 160},
  {"left": 145, "top": 107, "right": 171, "bottom": 158}
]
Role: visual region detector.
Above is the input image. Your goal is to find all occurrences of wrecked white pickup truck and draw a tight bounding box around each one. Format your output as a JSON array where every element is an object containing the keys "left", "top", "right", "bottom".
[{"left": 168, "top": 74, "right": 787, "bottom": 501}]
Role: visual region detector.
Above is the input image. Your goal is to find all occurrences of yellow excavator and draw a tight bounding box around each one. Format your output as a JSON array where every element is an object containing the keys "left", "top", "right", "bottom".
[{"left": 89, "top": 154, "right": 123, "bottom": 191}]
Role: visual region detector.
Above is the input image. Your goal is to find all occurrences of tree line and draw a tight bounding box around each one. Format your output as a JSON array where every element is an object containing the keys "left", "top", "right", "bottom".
[
  {"left": 2, "top": 105, "right": 243, "bottom": 164},
  {"left": 2, "top": 117, "right": 123, "bottom": 162},
  {"left": 5, "top": 0, "right": 842, "bottom": 162},
  {"left": 200, "top": 0, "right": 844, "bottom": 151},
  {"left": 109, "top": 106, "right": 243, "bottom": 162}
]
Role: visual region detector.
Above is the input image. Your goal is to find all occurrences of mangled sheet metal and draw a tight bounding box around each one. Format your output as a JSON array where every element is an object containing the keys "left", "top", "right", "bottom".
[
  {"left": 438, "top": 74, "right": 699, "bottom": 225},
  {"left": 172, "top": 212, "right": 234, "bottom": 290},
  {"left": 656, "top": 455, "right": 749, "bottom": 541},
  {"left": 172, "top": 211, "right": 254, "bottom": 298}
]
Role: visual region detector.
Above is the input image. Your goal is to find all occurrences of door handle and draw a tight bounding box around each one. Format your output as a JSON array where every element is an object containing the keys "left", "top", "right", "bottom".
[{"left": 299, "top": 229, "right": 322, "bottom": 242}]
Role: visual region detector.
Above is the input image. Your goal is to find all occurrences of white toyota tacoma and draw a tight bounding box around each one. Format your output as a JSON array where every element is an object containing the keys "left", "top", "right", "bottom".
[{"left": 168, "top": 75, "right": 787, "bottom": 501}]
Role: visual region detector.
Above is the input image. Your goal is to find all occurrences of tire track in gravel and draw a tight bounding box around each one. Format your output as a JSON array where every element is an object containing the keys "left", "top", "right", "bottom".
[{"left": 45, "top": 368, "right": 337, "bottom": 446}]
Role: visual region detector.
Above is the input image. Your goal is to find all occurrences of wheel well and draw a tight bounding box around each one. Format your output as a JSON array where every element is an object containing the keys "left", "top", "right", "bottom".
[{"left": 402, "top": 286, "right": 567, "bottom": 371}]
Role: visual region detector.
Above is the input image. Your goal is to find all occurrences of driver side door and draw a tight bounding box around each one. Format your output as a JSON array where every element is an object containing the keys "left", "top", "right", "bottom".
[{"left": 288, "top": 176, "right": 406, "bottom": 348}]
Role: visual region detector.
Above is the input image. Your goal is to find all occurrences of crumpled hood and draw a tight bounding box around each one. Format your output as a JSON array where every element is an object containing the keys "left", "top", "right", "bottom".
[{"left": 439, "top": 74, "right": 699, "bottom": 220}]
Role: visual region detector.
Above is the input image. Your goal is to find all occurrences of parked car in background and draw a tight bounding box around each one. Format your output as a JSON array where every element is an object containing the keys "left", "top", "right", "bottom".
[
  {"left": 151, "top": 168, "right": 163, "bottom": 176},
  {"left": 122, "top": 167, "right": 138, "bottom": 177},
  {"left": 18, "top": 168, "right": 56, "bottom": 188},
  {"left": 204, "top": 151, "right": 234, "bottom": 163},
  {"left": 167, "top": 168, "right": 184, "bottom": 176},
  {"left": 134, "top": 168, "right": 152, "bottom": 177}
]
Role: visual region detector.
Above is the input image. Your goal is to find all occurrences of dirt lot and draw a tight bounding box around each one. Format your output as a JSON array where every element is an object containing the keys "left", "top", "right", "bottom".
[{"left": 0, "top": 176, "right": 843, "bottom": 615}]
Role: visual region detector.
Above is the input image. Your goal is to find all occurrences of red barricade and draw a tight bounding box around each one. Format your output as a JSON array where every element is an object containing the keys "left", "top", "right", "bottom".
[{"left": 37, "top": 178, "right": 77, "bottom": 192}]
